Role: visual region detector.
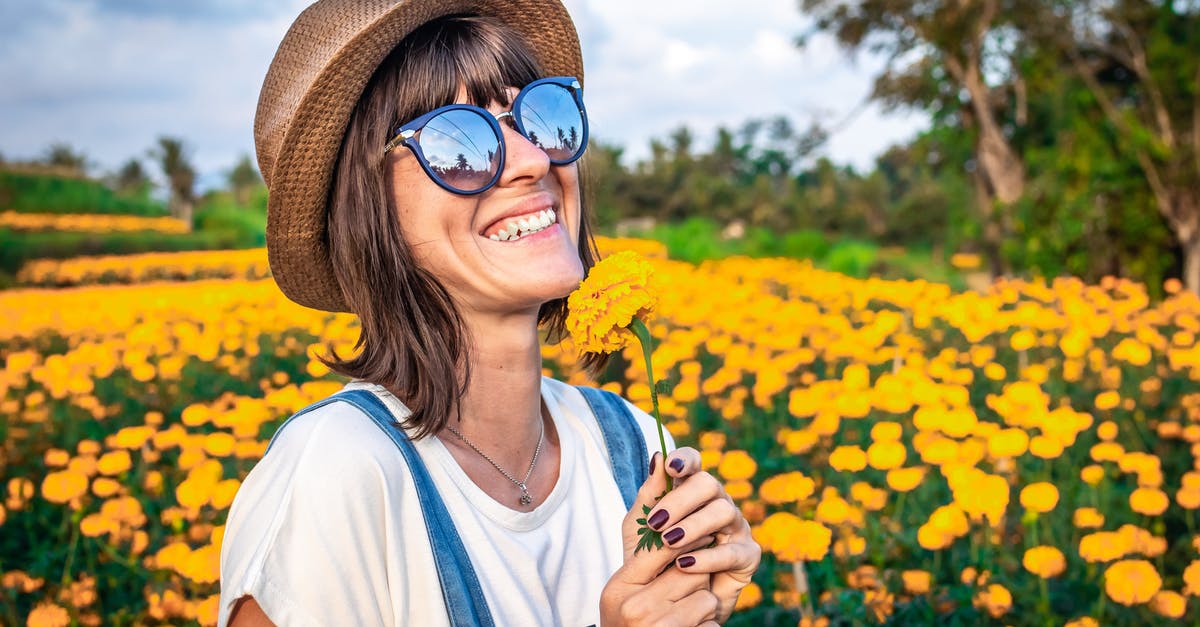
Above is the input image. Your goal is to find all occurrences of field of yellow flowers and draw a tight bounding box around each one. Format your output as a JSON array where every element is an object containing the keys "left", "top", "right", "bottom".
[{"left": 3, "top": 238, "right": 1200, "bottom": 625}]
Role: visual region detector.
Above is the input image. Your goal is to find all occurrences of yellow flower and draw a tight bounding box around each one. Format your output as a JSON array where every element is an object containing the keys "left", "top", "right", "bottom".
[
  {"left": 886, "top": 467, "right": 925, "bottom": 493},
  {"left": 1183, "top": 560, "right": 1200, "bottom": 596},
  {"left": 1150, "top": 590, "right": 1186, "bottom": 618},
  {"left": 973, "top": 583, "right": 1012, "bottom": 618},
  {"left": 1130, "top": 487, "right": 1169, "bottom": 516},
  {"left": 96, "top": 450, "right": 132, "bottom": 476},
  {"left": 866, "top": 440, "right": 906, "bottom": 470},
  {"left": 758, "top": 472, "right": 815, "bottom": 504},
  {"left": 1020, "top": 482, "right": 1059, "bottom": 514},
  {"left": 25, "top": 601, "right": 70, "bottom": 627},
  {"left": 1064, "top": 618, "right": 1099, "bottom": 627},
  {"left": 1081, "top": 465, "right": 1105, "bottom": 485},
  {"left": 1023, "top": 546, "right": 1066, "bottom": 578},
  {"left": 717, "top": 450, "right": 757, "bottom": 481},
  {"left": 829, "top": 445, "right": 867, "bottom": 472},
  {"left": 734, "top": 582, "right": 762, "bottom": 610},
  {"left": 41, "top": 469, "right": 89, "bottom": 504},
  {"left": 753, "top": 513, "right": 831, "bottom": 561},
  {"left": 902, "top": 569, "right": 932, "bottom": 595},
  {"left": 1095, "top": 390, "right": 1121, "bottom": 411},
  {"left": 1104, "top": 559, "right": 1161, "bottom": 605},
  {"left": 1073, "top": 507, "right": 1105, "bottom": 529},
  {"left": 566, "top": 251, "right": 657, "bottom": 354}
]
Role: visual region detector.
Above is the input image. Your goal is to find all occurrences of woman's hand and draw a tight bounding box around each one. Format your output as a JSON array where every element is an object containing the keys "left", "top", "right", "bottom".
[
  {"left": 601, "top": 449, "right": 761, "bottom": 626},
  {"left": 654, "top": 448, "right": 761, "bottom": 623}
]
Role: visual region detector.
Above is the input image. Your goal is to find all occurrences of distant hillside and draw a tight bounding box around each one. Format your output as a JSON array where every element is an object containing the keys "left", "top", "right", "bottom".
[{"left": 0, "top": 168, "right": 165, "bottom": 216}]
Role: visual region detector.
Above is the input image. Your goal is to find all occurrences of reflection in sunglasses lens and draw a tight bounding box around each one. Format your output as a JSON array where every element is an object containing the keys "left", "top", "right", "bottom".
[
  {"left": 422, "top": 109, "right": 502, "bottom": 192},
  {"left": 519, "top": 84, "right": 583, "bottom": 163}
]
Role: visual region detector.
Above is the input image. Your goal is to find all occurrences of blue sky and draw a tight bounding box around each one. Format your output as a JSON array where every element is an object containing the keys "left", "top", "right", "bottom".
[{"left": 0, "top": 0, "right": 927, "bottom": 190}]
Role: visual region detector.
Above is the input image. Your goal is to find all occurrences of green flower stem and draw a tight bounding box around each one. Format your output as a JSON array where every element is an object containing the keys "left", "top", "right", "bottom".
[{"left": 630, "top": 318, "right": 672, "bottom": 492}]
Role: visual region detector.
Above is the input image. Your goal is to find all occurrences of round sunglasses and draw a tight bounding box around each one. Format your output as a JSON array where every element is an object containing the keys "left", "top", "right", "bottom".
[{"left": 383, "top": 76, "right": 589, "bottom": 195}]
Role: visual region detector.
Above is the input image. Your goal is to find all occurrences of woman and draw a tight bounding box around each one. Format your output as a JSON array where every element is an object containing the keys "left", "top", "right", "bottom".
[{"left": 219, "top": 1, "right": 760, "bottom": 625}]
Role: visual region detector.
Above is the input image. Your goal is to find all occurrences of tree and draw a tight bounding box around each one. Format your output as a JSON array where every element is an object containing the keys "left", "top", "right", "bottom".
[
  {"left": 42, "top": 142, "right": 89, "bottom": 176},
  {"left": 1035, "top": 1, "right": 1200, "bottom": 291},
  {"left": 227, "top": 154, "right": 262, "bottom": 206},
  {"left": 799, "top": 0, "right": 1039, "bottom": 275},
  {"left": 151, "top": 137, "right": 196, "bottom": 229},
  {"left": 110, "top": 158, "right": 152, "bottom": 198}
]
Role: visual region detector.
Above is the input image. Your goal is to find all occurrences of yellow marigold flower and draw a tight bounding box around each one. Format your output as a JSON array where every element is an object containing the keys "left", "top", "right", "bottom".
[
  {"left": 41, "top": 469, "right": 88, "bottom": 504},
  {"left": 1183, "top": 560, "right": 1200, "bottom": 596},
  {"left": 96, "top": 450, "right": 132, "bottom": 476},
  {"left": 1097, "top": 420, "right": 1118, "bottom": 441},
  {"left": 1028, "top": 434, "right": 1064, "bottom": 459},
  {"left": 866, "top": 440, "right": 906, "bottom": 470},
  {"left": 960, "top": 566, "right": 978, "bottom": 585},
  {"left": 973, "top": 583, "right": 1012, "bottom": 618},
  {"left": 833, "top": 533, "right": 867, "bottom": 558},
  {"left": 1080, "top": 531, "right": 1129, "bottom": 563},
  {"left": 1130, "top": 487, "right": 1169, "bottom": 516},
  {"left": 1073, "top": 507, "right": 1105, "bottom": 528},
  {"left": 1020, "top": 482, "right": 1059, "bottom": 513},
  {"left": 983, "top": 362, "right": 1006, "bottom": 381},
  {"left": 886, "top": 467, "right": 925, "bottom": 493},
  {"left": 734, "top": 582, "right": 762, "bottom": 610},
  {"left": 1104, "top": 559, "right": 1161, "bottom": 605},
  {"left": 717, "top": 450, "right": 757, "bottom": 481},
  {"left": 566, "top": 251, "right": 657, "bottom": 354},
  {"left": 815, "top": 492, "right": 852, "bottom": 526},
  {"left": 1064, "top": 618, "right": 1099, "bottom": 627},
  {"left": 25, "top": 601, "right": 70, "bottom": 627},
  {"left": 870, "top": 421, "right": 902, "bottom": 441},
  {"left": 902, "top": 569, "right": 932, "bottom": 595},
  {"left": 698, "top": 431, "right": 725, "bottom": 450},
  {"left": 1183, "top": 488, "right": 1200, "bottom": 510},
  {"left": 725, "top": 479, "right": 753, "bottom": 500},
  {"left": 1081, "top": 465, "right": 1105, "bottom": 486},
  {"left": 79, "top": 513, "right": 117, "bottom": 538},
  {"left": 829, "top": 445, "right": 867, "bottom": 472},
  {"left": 753, "top": 513, "right": 831, "bottom": 561},
  {"left": 43, "top": 449, "right": 70, "bottom": 467},
  {"left": 1010, "top": 329, "right": 1037, "bottom": 351},
  {"left": 1090, "top": 441, "right": 1124, "bottom": 462},
  {"left": 849, "top": 482, "right": 887, "bottom": 511},
  {"left": 1095, "top": 390, "right": 1121, "bottom": 411},
  {"left": 91, "top": 477, "right": 120, "bottom": 498},
  {"left": 758, "top": 472, "right": 815, "bottom": 504},
  {"left": 987, "top": 428, "right": 1029, "bottom": 459},
  {"left": 1023, "top": 545, "right": 1066, "bottom": 578},
  {"left": 1150, "top": 590, "right": 1186, "bottom": 618},
  {"left": 110, "top": 425, "right": 155, "bottom": 449},
  {"left": 699, "top": 449, "right": 722, "bottom": 470}
]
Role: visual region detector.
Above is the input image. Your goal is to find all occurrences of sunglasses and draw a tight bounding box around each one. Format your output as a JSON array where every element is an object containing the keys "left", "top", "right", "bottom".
[{"left": 383, "top": 76, "right": 589, "bottom": 195}]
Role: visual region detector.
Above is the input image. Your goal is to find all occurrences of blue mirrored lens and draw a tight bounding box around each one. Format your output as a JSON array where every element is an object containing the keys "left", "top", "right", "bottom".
[
  {"left": 420, "top": 109, "right": 502, "bottom": 192},
  {"left": 518, "top": 84, "right": 584, "bottom": 163}
]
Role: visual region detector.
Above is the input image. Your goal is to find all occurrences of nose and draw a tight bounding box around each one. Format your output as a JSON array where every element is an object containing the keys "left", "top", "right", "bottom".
[{"left": 496, "top": 120, "right": 551, "bottom": 188}]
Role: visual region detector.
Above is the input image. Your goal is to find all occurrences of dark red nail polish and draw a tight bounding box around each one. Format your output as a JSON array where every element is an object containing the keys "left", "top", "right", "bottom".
[
  {"left": 649, "top": 454, "right": 657, "bottom": 475},
  {"left": 669, "top": 458, "right": 685, "bottom": 473},
  {"left": 647, "top": 509, "right": 669, "bottom": 530},
  {"left": 677, "top": 555, "right": 696, "bottom": 568},
  {"left": 664, "top": 527, "right": 685, "bottom": 545}
]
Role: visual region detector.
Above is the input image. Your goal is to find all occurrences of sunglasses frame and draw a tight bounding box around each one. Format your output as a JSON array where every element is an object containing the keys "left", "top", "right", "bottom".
[{"left": 383, "top": 76, "right": 589, "bottom": 196}]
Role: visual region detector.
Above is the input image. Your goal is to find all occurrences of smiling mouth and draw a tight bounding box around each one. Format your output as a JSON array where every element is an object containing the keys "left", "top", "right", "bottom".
[{"left": 485, "top": 208, "right": 558, "bottom": 242}]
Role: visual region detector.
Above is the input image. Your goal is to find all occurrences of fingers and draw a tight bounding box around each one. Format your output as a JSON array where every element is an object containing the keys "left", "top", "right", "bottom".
[
  {"left": 670, "top": 588, "right": 720, "bottom": 626},
  {"left": 658, "top": 498, "right": 738, "bottom": 550},
  {"left": 674, "top": 538, "right": 762, "bottom": 577},
  {"left": 665, "top": 447, "right": 702, "bottom": 480},
  {"left": 613, "top": 570, "right": 711, "bottom": 624},
  {"left": 643, "top": 470, "right": 725, "bottom": 537}
]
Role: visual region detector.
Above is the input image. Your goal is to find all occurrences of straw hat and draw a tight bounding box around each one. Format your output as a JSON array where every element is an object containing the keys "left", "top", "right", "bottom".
[{"left": 255, "top": 0, "right": 584, "bottom": 312}]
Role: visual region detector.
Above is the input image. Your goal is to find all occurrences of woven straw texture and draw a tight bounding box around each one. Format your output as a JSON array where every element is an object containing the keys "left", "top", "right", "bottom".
[{"left": 255, "top": 0, "right": 584, "bottom": 312}]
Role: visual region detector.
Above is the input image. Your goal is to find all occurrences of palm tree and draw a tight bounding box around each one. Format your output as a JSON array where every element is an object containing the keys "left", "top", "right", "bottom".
[{"left": 151, "top": 137, "right": 196, "bottom": 229}]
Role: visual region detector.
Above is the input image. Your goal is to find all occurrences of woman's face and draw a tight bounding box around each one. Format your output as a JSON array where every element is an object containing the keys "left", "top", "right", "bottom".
[{"left": 385, "top": 88, "right": 585, "bottom": 319}]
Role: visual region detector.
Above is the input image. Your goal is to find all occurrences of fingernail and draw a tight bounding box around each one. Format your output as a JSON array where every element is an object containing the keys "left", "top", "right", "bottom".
[
  {"left": 669, "top": 458, "right": 685, "bottom": 473},
  {"left": 647, "top": 509, "right": 669, "bottom": 530},
  {"left": 649, "top": 453, "right": 657, "bottom": 475},
  {"left": 677, "top": 555, "right": 696, "bottom": 568},
  {"left": 664, "top": 527, "right": 685, "bottom": 545}
]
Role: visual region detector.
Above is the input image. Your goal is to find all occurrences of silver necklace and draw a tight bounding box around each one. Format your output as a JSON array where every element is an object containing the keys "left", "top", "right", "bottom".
[{"left": 445, "top": 417, "right": 545, "bottom": 506}]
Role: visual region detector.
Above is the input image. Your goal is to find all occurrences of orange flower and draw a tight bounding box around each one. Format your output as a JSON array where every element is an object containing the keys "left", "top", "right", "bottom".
[
  {"left": 717, "top": 450, "right": 757, "bottom": 481},
  {"left": 41, "top": 469, "right": 88, "bottom": 504},
  {"left": 886, "top": 467, "right": 925, "bottom": 493},
  {"left": 973, "top": 583, "right": 1012, "bottom": 618},
  {"left": 566, "top": 251, "right": 657, "bottom": 354},
  {"left": 1019, "top": 482, "right": 1059, "bottom": 514},
  {"left": 1105, "top": 560, "right": 1161, "bottom": 605},
  {"left": 1023, "top": 546, "right": 1066, "bottom": 578},
  {"left": 902, "top": 570, "right": 932, "bottom": 595},
  {"left": 1130, "top": 487, "right": 1169, "bottom": 516},
  {"left": 829, "top": 446, "right": 867, "bottom": 472}
]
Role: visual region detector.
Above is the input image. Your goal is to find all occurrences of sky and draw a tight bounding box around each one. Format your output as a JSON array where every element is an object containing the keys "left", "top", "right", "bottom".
[{"left": 0, "top": 0, "right": 928, "bottom": 190}]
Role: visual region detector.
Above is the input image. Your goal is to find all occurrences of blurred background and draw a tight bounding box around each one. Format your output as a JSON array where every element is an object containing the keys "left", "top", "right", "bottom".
[{"left": 11, "top": 0, "right": 1197, "bottom": 293}]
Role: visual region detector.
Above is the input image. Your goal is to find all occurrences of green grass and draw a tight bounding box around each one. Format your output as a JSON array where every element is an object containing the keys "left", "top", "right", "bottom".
[{"left": 0, "top": 170, "right": 165, "bottom": 216}]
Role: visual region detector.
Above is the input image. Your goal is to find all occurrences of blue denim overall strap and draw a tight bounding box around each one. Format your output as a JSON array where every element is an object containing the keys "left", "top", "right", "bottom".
[
  {"left": 575, "top": 386, "right": 650, "bottom": 510},
  {"left": 266, "top": 389, "right": 494, "bottom": 627}
]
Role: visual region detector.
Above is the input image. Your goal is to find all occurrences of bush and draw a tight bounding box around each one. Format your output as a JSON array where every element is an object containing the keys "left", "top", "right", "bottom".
[
  {"left": 0, "top": 229, "right": 255, "bottom": 276},
  {"left": 0, "top": 171, "right": 165, "bottom": 216}
]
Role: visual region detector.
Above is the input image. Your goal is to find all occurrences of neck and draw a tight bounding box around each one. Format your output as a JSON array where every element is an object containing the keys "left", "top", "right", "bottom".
[{"left": 441, "top": 309, "right": 547, "bottom": 465}]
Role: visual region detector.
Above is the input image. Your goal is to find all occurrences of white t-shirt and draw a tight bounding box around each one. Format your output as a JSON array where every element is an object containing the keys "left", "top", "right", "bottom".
[{"left": 218, "top": 376, "right": 671, "bottom": 627}]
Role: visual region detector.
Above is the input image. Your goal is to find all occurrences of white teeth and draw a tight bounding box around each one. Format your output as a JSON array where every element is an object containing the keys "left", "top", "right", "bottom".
[{"left": 488, "top": 209, "right": 558, "bottom": 241}]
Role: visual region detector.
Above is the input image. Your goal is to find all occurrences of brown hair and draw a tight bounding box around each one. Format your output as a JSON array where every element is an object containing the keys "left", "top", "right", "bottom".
[{"left": 317, "top": 15, "right": 601, "bottom": 438}]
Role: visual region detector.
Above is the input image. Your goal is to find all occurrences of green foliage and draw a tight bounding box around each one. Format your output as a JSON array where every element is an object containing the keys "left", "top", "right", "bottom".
[
  {"left": 0, "top": 170, "right": 165, "bottom": 216},
  {"left": 0, "top": 229, "right": 253, "bottom": 276}
]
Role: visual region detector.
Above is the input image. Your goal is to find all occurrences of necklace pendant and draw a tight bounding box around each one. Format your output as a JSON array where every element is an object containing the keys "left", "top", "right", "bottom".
[{"left": 518, "top": 482, "right": 532, "bottom": 506}]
